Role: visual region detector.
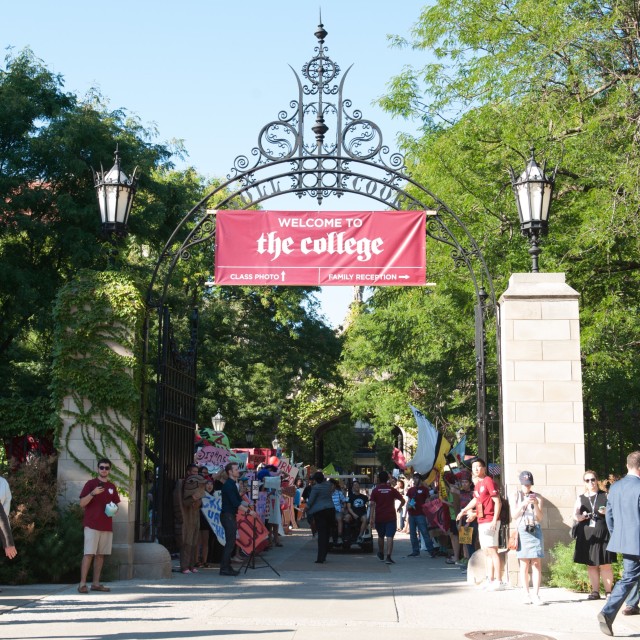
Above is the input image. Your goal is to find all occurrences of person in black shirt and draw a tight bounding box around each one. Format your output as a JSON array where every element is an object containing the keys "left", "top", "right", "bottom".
[
  {"left": 346, "top": 480, "right": 369, "bottom": 542},
  {"left": 220, "top": 462, "right": 250, "bottom": 576}
]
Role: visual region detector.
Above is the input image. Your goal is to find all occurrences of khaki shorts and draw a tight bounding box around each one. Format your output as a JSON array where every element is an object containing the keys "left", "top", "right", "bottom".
[
  {"left": 84, "top": 527, "right": 113, "bottom": 555},
  {"left": 478, "top": 522, "right": 499, "bottom": 549}
]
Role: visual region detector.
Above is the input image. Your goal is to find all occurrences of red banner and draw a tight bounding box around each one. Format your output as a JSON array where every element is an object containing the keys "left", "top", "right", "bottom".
[{"left": 214, "top": 210, "right": 426, "bottom": 286}]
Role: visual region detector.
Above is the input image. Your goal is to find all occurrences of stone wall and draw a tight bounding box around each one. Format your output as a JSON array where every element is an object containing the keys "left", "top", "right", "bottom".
[{"left": 499, "top": 273, "right": 585, "bottom": 579}]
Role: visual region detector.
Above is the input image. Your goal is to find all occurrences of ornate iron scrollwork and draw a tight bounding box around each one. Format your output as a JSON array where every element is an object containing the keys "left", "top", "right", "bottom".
[{"left": 226, "top": 20, "right": 408, "bottom": 206}]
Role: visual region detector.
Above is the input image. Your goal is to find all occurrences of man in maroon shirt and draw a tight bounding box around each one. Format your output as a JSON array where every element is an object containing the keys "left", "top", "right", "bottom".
[
  {"left": 369, "top": 470, "right": 405, "bottom": 564},
  {"left": 78, "top": 458, "right": 121, "bottom": 593}
]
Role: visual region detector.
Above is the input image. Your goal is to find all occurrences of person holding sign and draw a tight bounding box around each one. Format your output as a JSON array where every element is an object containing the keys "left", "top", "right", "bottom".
[{"left": 220, "top": 462, "right": 250, "bottom": 576}]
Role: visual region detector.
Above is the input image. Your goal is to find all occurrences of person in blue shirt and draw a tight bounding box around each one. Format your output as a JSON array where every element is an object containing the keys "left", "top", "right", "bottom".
[{"left": 220, "top": 462, "right": 250, "bottom": 576}]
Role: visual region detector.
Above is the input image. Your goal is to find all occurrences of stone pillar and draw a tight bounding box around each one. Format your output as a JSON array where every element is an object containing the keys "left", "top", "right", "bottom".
[
  {"left": 58, "top": 401, "right": 137, "bottom": 580},
  {"left": 499, "top": 273, "right": 585, "bottom": 581},
  {"left": 53, "top": 271, "right": 170, "bottom": 581}
]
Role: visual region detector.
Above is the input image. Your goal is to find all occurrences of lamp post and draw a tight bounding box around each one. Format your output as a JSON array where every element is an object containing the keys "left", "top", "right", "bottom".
[
  {"left": 245, "top": 427, "right": 255, "bottom": 446},
  {"left": 94, "top": 146, "right": 138, "bottom": 238},
  {"left": 211, "top": 409, "right": 226, "bottom": 432},
  {"left": 509, "top": 149, "right": 556, "bottom": 273}
]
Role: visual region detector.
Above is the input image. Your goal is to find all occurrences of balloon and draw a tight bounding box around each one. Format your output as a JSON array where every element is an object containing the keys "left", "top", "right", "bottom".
[{"left": 269, "top": 456, "right": 279, "bottom": 467}]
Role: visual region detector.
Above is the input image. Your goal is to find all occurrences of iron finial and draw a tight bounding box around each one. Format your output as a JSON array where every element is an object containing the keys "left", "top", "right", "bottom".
[{"left": 315, "top": 18, "right": 327, "bottom": 43}]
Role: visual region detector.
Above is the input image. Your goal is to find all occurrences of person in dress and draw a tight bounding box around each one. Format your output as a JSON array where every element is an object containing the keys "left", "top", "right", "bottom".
[
  {"left": 573, "top": 470, "right": 615, "bottom": 600},
  {"left": 511, "top": 471, "right": 544, "bottom": 605}
]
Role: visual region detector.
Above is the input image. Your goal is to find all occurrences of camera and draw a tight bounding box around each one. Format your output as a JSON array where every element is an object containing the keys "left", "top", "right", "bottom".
[{"left": 525, "top": 524, "right": 536, "bottom": 533}]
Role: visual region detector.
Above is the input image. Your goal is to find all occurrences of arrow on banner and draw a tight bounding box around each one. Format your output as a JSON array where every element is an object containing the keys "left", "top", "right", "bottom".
[
  {"left": 398, "top": 275, "right": 410, "bottom": 280},
  {"left": 281, "top": 270, "right": 286, "bottom": 282}
]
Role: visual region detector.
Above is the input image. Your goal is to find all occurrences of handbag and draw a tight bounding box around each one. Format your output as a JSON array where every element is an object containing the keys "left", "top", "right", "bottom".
[
  {"left": 570, "top": 522, "right": 579, "bottom": 539},
  {"left": 507, "top": 528, "right": 519, "bottom": 551}
]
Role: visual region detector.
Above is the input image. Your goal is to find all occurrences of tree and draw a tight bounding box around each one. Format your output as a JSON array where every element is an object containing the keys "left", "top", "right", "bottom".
[
  {"left": 0, "top": 48, "right": 200, "bottom": 440},
  {"left": 367, "top": 0, "right": 640, "bottom": 473},
  {"left": 196, "top": 286, "right": 343, "bottom": 450}
]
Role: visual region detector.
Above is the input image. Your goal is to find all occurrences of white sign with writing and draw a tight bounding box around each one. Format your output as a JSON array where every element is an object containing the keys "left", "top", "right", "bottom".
[{"left": 201, "top": 491, "right": 225, "bottom": 545}]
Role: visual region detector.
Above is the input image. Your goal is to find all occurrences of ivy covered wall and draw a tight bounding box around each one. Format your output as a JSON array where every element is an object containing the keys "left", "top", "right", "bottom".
[{"left": 51, "top": 269, "right": 144, "bottom": 486}]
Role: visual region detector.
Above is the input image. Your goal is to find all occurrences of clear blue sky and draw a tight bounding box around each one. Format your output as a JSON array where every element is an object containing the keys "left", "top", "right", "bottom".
[{"left": 1, "top": 1, "right": 429, "bottom": 327}]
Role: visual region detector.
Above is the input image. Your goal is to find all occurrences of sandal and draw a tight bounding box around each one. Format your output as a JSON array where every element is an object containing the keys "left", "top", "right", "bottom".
[
  {"left": 77, "top": 585, "right": 89, "bottom": 594},
  {"left": 90, "top": 584, "right": 111, "bottom": 592},
  {"left": 587, "top": 591, "right": 601, "bottom": 600}
]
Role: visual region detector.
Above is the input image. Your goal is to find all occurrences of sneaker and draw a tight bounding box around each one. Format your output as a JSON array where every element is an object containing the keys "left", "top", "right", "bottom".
[
  {"left": 357, "top": 536, "right": 363, "bottom": 543},
  {"left": 407, "top": 551, "right": 420, "bottom": 557},
  {"left": 480, "top": 579, "right": 491, "bottom": 590},
  {"left": 190, "top": 567, "right": 198, "bottom": 573},
  {"left": 385, "top": 556, "right": 395, "bottom": 564},
  {"left": 488, "top": 580, "right": 504, "bottom": 591},
  {"left": 429, "top": 551, "right": 437, "bottom": 558},
  {"left": 181, "top": 569, "right": 192, "bottom": 574},
  {"left": 523, "top": 592, "right": 532, "bottom": 604},
  {"left": 531, "top": 594, "right": 543, "bottom": 606},
  {"left": 455, "top": 559, "right": 467, "bottom": 566},
  {"left": 445, "top": 557, "right": 456, "bottom": 565},
  {"left": 377, "top": 552, "right": 385, "bottom": 562}
]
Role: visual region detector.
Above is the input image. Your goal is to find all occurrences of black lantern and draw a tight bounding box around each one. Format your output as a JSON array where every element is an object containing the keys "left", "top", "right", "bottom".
[
  {"left": 94, "top": 147, "right": 138, "bottom": 237},
  {"left": 211, "top": 409, "right": 226, "bottom": 432},
  {"left": 245, "top": 427, "right": 255, "bottom": 446},
  {"left": 509, "top": 149, "right": 556, "bottom": 273}
]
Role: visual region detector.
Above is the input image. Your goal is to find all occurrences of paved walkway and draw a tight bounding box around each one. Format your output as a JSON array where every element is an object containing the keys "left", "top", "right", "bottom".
[{"left": 1, "top": 528, "right": 639, "bottom": 639}]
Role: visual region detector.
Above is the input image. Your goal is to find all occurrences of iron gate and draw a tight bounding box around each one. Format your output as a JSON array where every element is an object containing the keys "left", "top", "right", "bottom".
[{"left": 138, "top": 20, "right": 503, "bottom": 545}]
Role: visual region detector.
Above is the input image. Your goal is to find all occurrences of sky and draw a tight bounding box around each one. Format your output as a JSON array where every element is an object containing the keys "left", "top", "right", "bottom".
[{"left": 1, "top": 1, "right": 429, "bottom": 327}]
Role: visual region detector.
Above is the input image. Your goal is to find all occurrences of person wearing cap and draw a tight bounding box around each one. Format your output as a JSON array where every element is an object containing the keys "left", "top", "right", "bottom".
[
  {"left": 511, "top": 471, "right": 545, "bottom": 605},
  {"left": 456, "top": 458, "right": 502, "bottom": 590},
  {"left": 305, "top": 471, "right": 335, "bottom": 563}
]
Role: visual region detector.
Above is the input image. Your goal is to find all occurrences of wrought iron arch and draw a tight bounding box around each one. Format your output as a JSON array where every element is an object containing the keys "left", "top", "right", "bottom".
[{"left": 139, "top": 21, "right": 502, "bottom": 546}]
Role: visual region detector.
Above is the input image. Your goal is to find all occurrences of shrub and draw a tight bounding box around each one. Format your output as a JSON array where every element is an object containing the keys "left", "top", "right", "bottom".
[
  {"left": 548, "top": 539, "right": 623, "bottom": 593},
  {"left": 0, "top": 455, "right": 84, "bottom": 584}
]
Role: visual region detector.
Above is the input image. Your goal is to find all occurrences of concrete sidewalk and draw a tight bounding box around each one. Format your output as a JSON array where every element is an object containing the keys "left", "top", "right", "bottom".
[{"left": 1, "top": 528, "right": 639, "bottom": 639}]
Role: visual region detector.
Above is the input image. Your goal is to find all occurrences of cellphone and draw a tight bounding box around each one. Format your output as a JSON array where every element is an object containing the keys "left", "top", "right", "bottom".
[{"left": 529, "top": 492, "right": 536, "bottom": 498}]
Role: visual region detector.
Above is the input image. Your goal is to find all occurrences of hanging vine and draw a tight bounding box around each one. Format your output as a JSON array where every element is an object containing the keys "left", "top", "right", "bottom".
[{"left": 50, "top": 270, "right": 144, "bottom": 485}]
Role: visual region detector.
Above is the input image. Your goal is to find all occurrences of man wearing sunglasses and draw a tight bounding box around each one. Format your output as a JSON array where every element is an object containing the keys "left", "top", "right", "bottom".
[{"left": 78, "top": 458, "right": 121, "bottom": 594}]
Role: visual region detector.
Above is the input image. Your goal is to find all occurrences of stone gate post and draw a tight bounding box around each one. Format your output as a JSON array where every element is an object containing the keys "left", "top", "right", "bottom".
[
  {"left": 53, "top": 270, "right": 170, "bottom": 580},
  {"left": 499, "top": 273, "right": 585, "bottom": 582}
]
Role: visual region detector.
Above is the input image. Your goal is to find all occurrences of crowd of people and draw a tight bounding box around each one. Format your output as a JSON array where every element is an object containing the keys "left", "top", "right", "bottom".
[{"left": 1, "top": 444, "right": 637, "bottom": 637}]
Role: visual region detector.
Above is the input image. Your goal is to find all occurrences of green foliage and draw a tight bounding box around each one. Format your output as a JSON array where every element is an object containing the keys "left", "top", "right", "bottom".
[
  {"left": 372, "top": 0, "right": 640, "bottom": 473},
  {"left": 322, "top": 419, "right": 360, "bottom": 472},
  {"left": 548, "top": 539, "right": 623, "bottom": 593},
  {"left": 50, "top": 270, "right": 144, "bottom": 484},
  {"left": 0, "top": 396, "right": 52, "bottom": 439},
  {"left": 278, "top": 377, "right": 348, "bottom": 463},
  {"left": 342, "top": 282, "right": 479, "bottom": 455},
  {"left": 196, "top": 287, "right": 343, "bottom": 450},
  {"left": 0, "top": 48, "right": 197, "bottom": 449},
  {"left": 0, "top": 456, "right": 84, "bottom": 584}
]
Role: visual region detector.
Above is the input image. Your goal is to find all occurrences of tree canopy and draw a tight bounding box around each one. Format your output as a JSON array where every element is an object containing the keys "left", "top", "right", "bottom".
[
  {"left": 0, "top": 49, "right": 343, "bottom": 456},
  {"left": 340, "top": 0, "right": 640, "bottom": 475}
]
